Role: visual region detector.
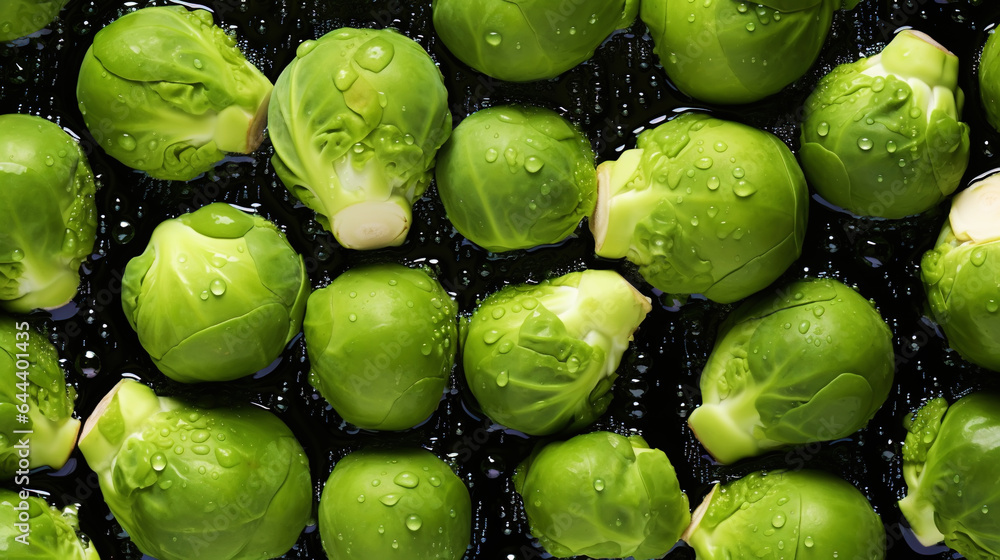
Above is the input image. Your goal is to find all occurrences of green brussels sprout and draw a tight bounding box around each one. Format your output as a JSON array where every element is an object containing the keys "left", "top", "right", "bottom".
[
  {"left": 590, "top": 112, "right": 807, "bottom": 304},
  {"left": 684, "top": 470, "right": 885, "bottom": 559},
  {"left": 688, "top": 277, "right": 894, "bottom": 464},
  {"left": 512, "top": 431, "right": 690, "bottom": 559},
  {"left": 800, "top": 29, "right": 970, "bottom": 218},
  {"left": 921, "top": 173, "right": 1000, "bottom": 371},
  {"left": 78, "top": 379, "right": 311, "bottom": 560},
  {"left": 76, "top": 6, "right": 273, "bottom": 181},
  {"left": 269, "top": 28, "right": 452, "bottom": 250},
  {"left": 0, "top": 489, "right": 100, "bottom": 559},
  {"left": 121, "top": 203, "right": 308, "bottom": 383},
  {"left": 318, "top": 448, "right": 471, "bottom": 559},
  {"left": 981, "top": 29, "right": 1000, "bottom": 131},
  {"left": 0, "top": 114, "right": 97, "bottom": 313},
  {"left": 432, "top": 0, "right": 638, "bottom": 82},
  {"left": 0, "top": 318, "right": 79, "bottom": 478},
  {"left": 463, "top": 269, "right": 651, "bottom": 436},
  {"left": 304, "top": 263, "right": 458, "bottom": 431},
  {"left": 641, "top": 0, "right": 858, "bottom": 105},
  {"left": 899, "top": 393, "right": 1000, "bottom": 559},
  {"left": 0, "top": 0, "right": 69, "bottom": 41},
  {"left": 435, "top": 106, "right": 597, "bottom": 252}
]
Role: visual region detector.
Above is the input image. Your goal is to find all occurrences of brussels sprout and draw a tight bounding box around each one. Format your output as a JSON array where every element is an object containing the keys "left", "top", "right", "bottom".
[
  {"left": 981, "top": 29, "right": 1000, "bottom": 132},
  {"left": 512, "top": 431, "right": 690, "bottom": 559},
  {"left": 463, "top": 269, "right": 651, "bottom": 436},
  {"left": 641, "top": 0, "right": 857, "bottom": 105},
  {"left": 435, "top": 106, "right": 596, "bottom": 252},
  {"left": 922, "top": 173, "right": 1000, "bottom": 371},
  {"left": 0, "top": 318, "right": 79, "bottom": 478},
  {"left": 0, "top": 0, "right": 69, "bottom": 41},
  {"left": 0, "top": 114, "right": 97, "bottom": 313},
  {"left": 590, "top": 112, "right": 807, "bottom": 304},
  {"left": 432, "top": 0, "right": 638, "bottom": 82},
  {"left": 0, "top": 489, "right": 100, "bottom": 559},
  {"left": 688, "top": 278, "right": 894, "bottom": 464},
  {"left": 76, "top": 6, "right": 272, "bottom": 181},
  {"left": 121, "top": 203, "right": 308, "bottom": 383},
  {"left": 899, "top": 393, "right": 1000, "bottom": 558},
  {"left": 269, "top": 28, "right": 452, "bottom": 250},
  {"left": 78, "top": 379, "right": 311, "bottom": 560},
  {"left": 800, "top": 29, "right": 970, "bottom": 218},
  {"left": 684, "top": 470, "right": 885, "bottom": 559},
  {"left": 304, "top": 264, "right": 458, "bottom": 431},
  {"left": 318, "top": 447, "right": 471, "bottom": 559}
]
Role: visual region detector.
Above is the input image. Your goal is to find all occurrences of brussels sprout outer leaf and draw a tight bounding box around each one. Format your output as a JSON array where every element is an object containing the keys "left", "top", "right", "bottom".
[
  {"left": 268, "top": 28, "right": 452, "bottom": 249},
  {"left": 463, "top": 270, "right": 651, "bottom": 436},
  {"left": 78, "top": 380, "right": 311, "bottom": 560},
  {"left": 0, "top": 318, "right": 80, "bottom": 477},
  {"left": 0, "top": 489, "right": 101, "bottom": 559},
  {"left": 899, "top": 394, "right": 1000, "bottom": 558},
  {"left": 590, "top": 113, "right": 807, "bottom": 303},
  {"left": 318, "top": 448, "right": 471, "bottom": 559},
  {"left": 76, "top": 6, "right": 273, "bottom": 180},
  {"left": 512, "top": 432, "right": 689, "bottom": 559},
  {"left": 684, "top": 470, "right": 885, "bottom": 559},
  {"left": 304, "top": 264, "right": 458, "bottom": 430}
]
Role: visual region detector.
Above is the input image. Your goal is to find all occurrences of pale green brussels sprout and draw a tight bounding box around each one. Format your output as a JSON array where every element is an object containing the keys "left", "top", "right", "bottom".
[
  {"left": 0, "top": 0, "right": 70, "bottom": 41},
  {"left": 463, "top": 269, "right": 651, "bottom": 436},
  {"left": 76, "top": 6, "right": 273, "bottom": 181},
  {"left": 269, "top": 28, "right": 452, "bottom": 250},
  {"left": 0, "top": 318, "right": 79, "bottom": 478},
  {"left": 0, "top": 489, "right": 100, "bottom": 559},
  {"left": 432, "top": 0, "right": 638, "bottom": 82},
  {"left": 591, "top": 112, "right": 807, "bottom": 304},
  {"left": 921, "top": 173, "right": 1000, "bottom": 371},
  {"left": 800, "top": 29, "right": 970, "bottom": 218},
  {"left": 688, "top": 278, "right": 894, "bottom": 464},
  {"left": 641, "top": 0, "right": 858, "bottom": 105},
  {"left": 684, "top": 470, "right": 885, "bottom": 559},
  {"left": 121, "top": 203, "right": 308, "bottom": 383},
  {"left": 0, "top": 114, "right": 97, "bottom": 313},
  {"left": 899, "top": 393, "right": 1000, "bottom": 559},
  {"left": 78, "top": 379, "right": 311, "bottom": 560},
  {"left": 304, "top": 263, "right": 458, "bottom": 431},
  {"left": 318, "top": 448, "right": 471, "bottom": 559},
  {"left": 436, "top": 106, "right": 596, "bottom": 252},
  {"left": 512, "top": 431, "right": 690, "bottom": 559}
]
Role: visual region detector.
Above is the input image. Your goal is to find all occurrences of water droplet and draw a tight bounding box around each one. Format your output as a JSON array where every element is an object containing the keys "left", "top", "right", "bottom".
[
  {"left": 357, "top": 494, "right": 366, "bottom": 503},
  {"left": 732, "top": 167, "right": 745, "bottom": 179},
  {"left": 687, "top": 13, "right": 696, "bottom": 22},
  {"left": 200, "top": 291, "right": 210, "bottom": 301},
  {"left": 485, "top": 148, "right": 498, "bottom": 163},
  {"left": 593, "top": 479, "right": 605, "bottom": 491},
  {"left": 378, "top": 525, "right": 385, "bottom": 534},
  {"left": 971, "top": 249, "right": 987, "bottom": 266},
  {"left": 193, "top": 58, "right": 203, "bottom": 69},
  {"left": 707, "top": 176, "right": 720, "bottom": 190},
  {"left": 885, "top": 140, "right": 897, "bottom": 153},
  {"left": 394, "top": 472, "right": 419, "bottom": 488},
  {"left": 745, "top": 22, "right": 756, "bottom": 31},
  {"left": 983, "top": 505, "right": 990, "bottom": 514},
  {"left": 380, "top": 494, "right": 401, "bottom": 506},
  {"left": 857, "top": 138, "right": 874, "bottom": 151},
  {"left": 737, "top": 2, "right": 748, "bottom": 12},
  {"left": 817, "top": 122, "right": 830, "bottom": 137},
  {"left": 491, "top": 308, "right": 505, "bottom": 319},
  {"left": 496, "top": 371, "right": 509, "bottom": 387},
  {"left": 988, "top": 300, "right": 999, "bottom": 313},
  {"left": 525, "top": 156, "right": 543, "bottom": 173},
  {"left": 733, "top": 181, "right": 756, "bottom": 198},
  {"left": 804, "top": 536, "right": 814, "bottom": 548},
  {"left": 210, "top": 279, "right": 227, "bottom": 296},
  {"left": 119, "top": 134, "right": 137, "bottom": 151},
  {"left": 151, "top": 453, "right": 167, "bottom": 471},
  {"left": 485, "top": 31, "right": 502, "bottom": 46},
  {"left": 695, "top": 157, "right": 713, "bottom": 169},
  {"left": 348, "top": 313, "right": 358, "bottom": 322},
  {"left": 428, "top": 476, "right": 441, "bottom": 487},
  {"left": 771, "top": 513, "right": 786, "bottom": 528},
  {"left": 405, "top": 514, "right": 423, "bottom": 531},
  {"left": 798, "top": 321, "right": 810, "bottom": 334},
  {"left": 483, "top": 329, "right": 502, "bottom": 344},
  {"left": 813, "top": 306, "right": 825, "bottom": 318}
]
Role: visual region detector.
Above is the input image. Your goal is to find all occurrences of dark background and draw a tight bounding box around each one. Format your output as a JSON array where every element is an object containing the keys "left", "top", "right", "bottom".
[{"left": 2, "top": 0, "right": 999, "bottom": 558}]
